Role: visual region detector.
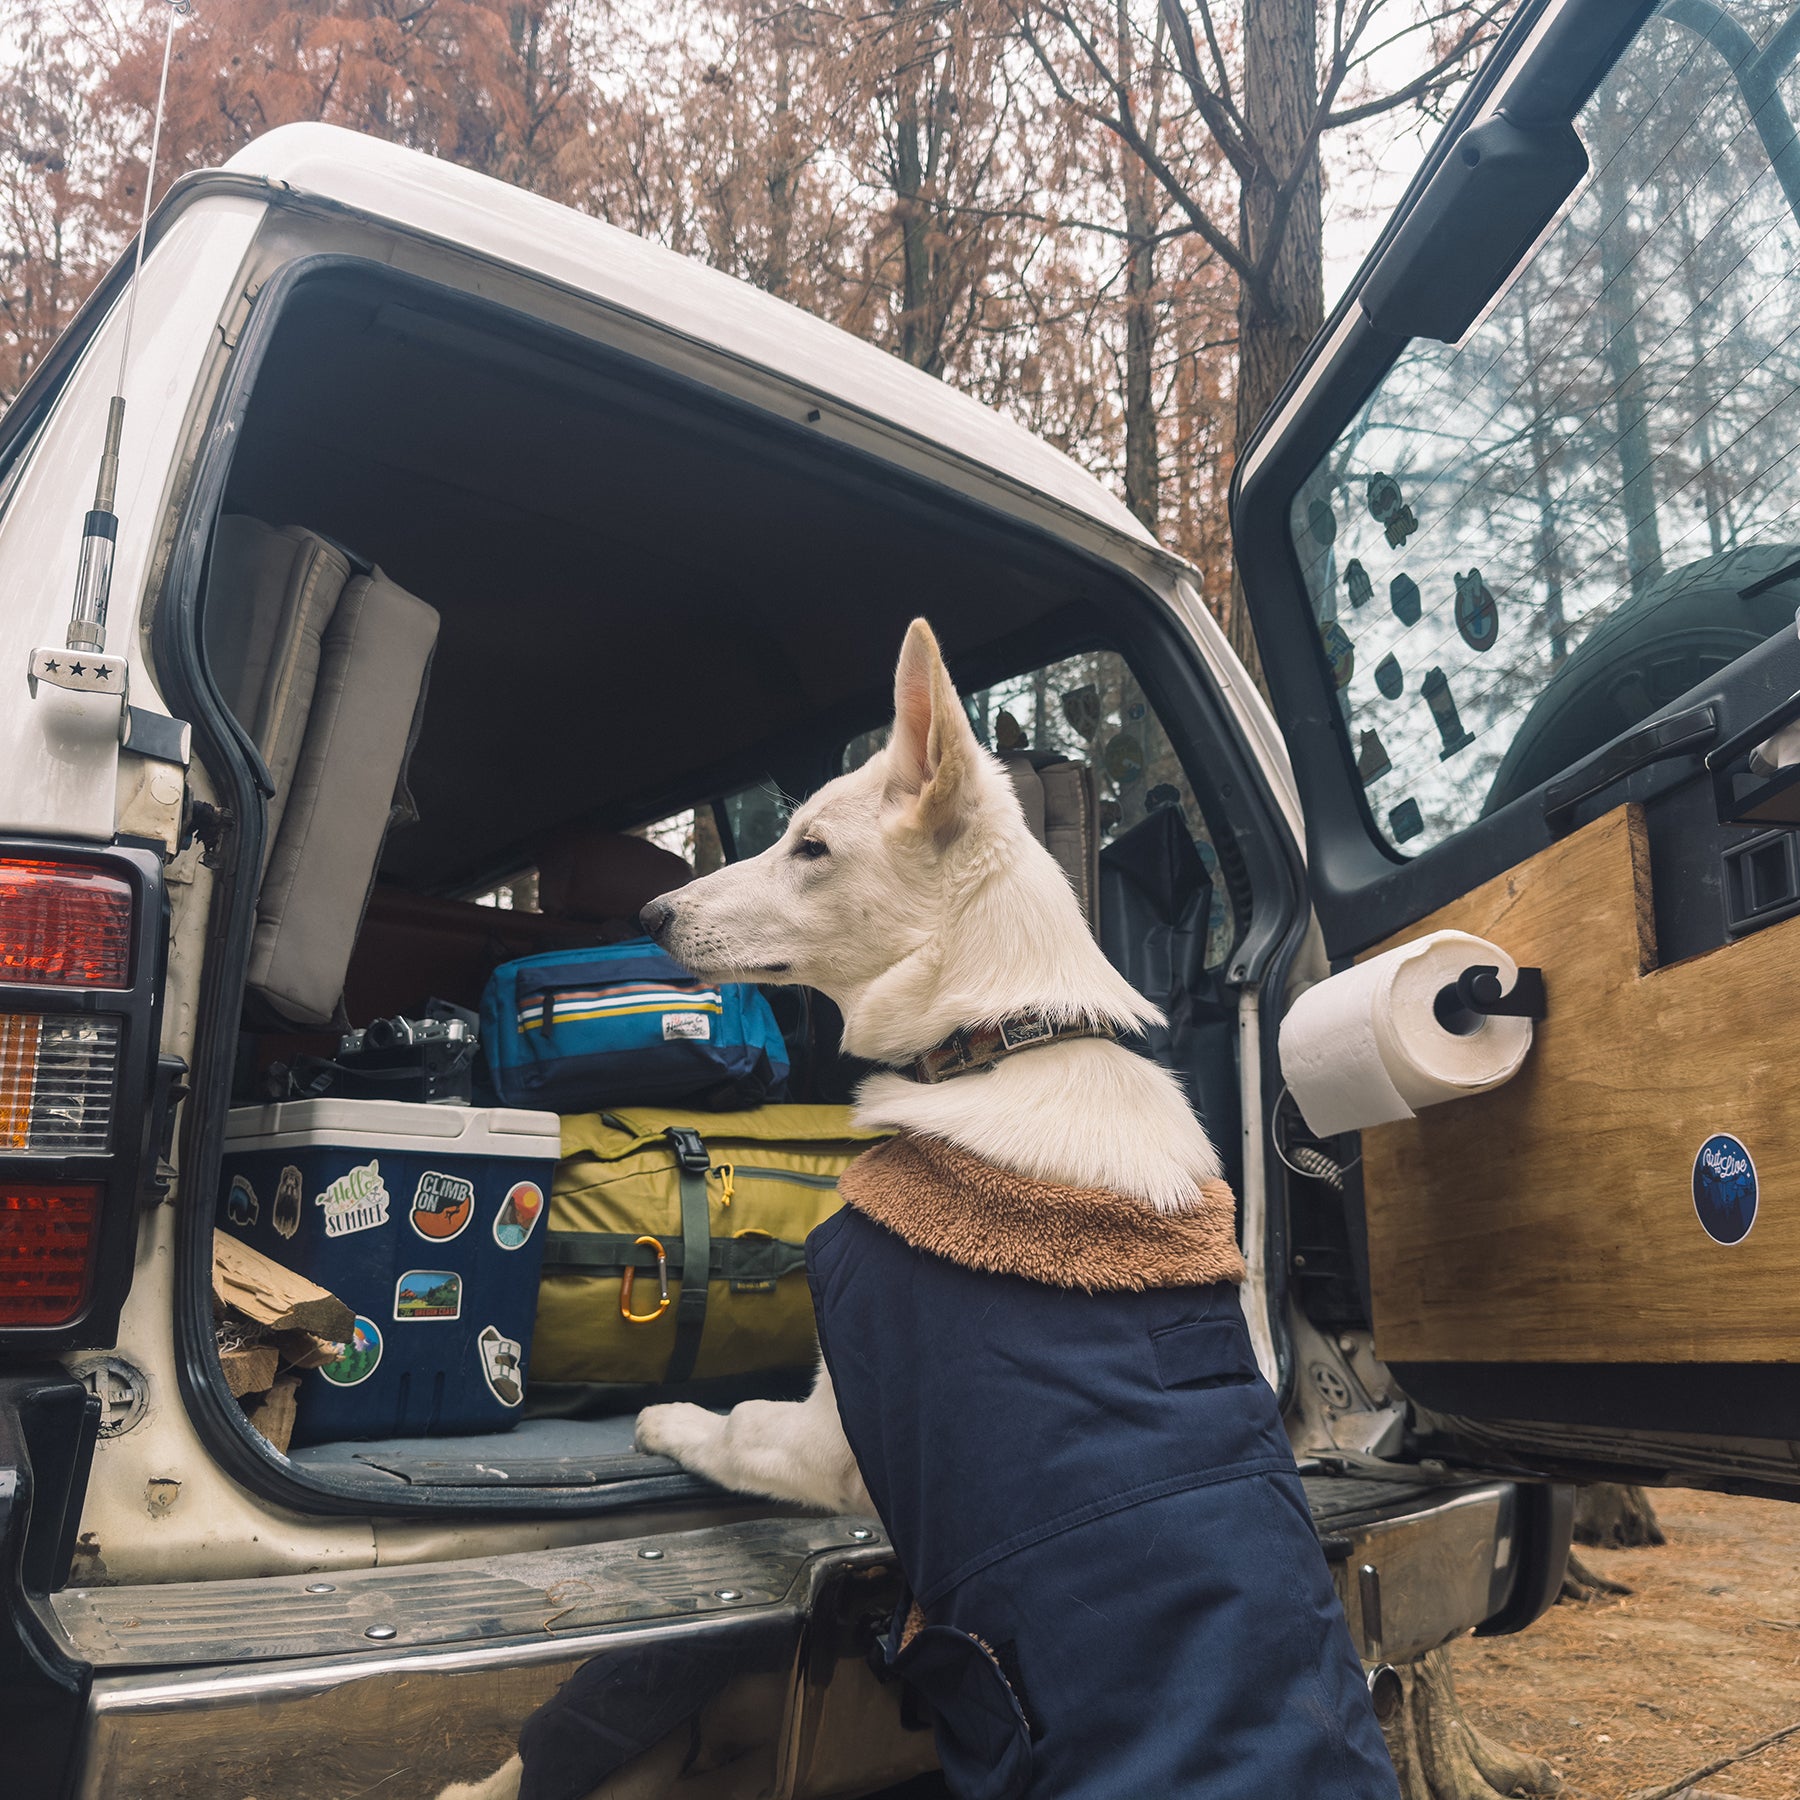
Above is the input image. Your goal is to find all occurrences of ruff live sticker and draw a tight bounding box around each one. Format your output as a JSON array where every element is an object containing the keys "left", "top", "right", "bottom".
[{"left": 1692, "top": 1133, "right": 1757, "bottom": 1245}]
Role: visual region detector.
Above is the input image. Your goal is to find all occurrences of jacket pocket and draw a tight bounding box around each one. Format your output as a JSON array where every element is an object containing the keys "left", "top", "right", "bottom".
[
  {"left": 1152, "top": 1315, "right": 1257, "bottom": 1389},
  {"left": 885, "top": 1622, "right": 1032, "bottom": 1800}
]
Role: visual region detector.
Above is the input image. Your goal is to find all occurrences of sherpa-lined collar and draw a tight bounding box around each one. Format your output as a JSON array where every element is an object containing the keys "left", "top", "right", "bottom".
[{"left": 837, "top": 1131, "right": 1246, "bottom": 1292}]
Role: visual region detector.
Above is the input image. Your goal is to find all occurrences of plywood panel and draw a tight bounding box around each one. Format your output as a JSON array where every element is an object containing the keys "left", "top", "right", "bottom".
[{"left": 1359, "top": 804, "right": 1800, "bottom": 1363}]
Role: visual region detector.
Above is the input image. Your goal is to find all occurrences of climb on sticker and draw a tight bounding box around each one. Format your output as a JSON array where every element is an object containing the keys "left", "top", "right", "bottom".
[{"left": 1692, "top": 1133, "right": 1757, "bottom": 1245}]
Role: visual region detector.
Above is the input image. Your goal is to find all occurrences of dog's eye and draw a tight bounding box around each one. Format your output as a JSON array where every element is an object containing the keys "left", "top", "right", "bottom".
[{"left": 792, "top": 837, "right": 830, "bottom": 860}]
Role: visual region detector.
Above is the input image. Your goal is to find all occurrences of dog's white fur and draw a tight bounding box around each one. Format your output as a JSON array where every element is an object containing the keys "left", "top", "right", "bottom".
[{"left": 634, "top": 618, "right": 1223, "bottom": 1513}]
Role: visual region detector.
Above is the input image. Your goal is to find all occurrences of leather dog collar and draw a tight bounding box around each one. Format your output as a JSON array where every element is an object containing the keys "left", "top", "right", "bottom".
[{"left": 896, "top": 1013, "right": 1119, "bottom": 1084}]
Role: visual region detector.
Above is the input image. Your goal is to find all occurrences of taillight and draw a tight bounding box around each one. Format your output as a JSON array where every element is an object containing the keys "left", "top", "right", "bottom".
[
  {"left": 0, "top": 858, "right": 132, "bottom": 986},
  {"left": 0, "top": 1013, "right": 122, "bottom": 1152},
  {"left": 0, "top": 1180, "right": 100, "bottom": 1326}
]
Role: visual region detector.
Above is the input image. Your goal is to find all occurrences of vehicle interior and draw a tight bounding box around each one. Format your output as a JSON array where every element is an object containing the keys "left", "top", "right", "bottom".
[{"left": 189, "top": 261, "right": 1275, "bottom": 1504}]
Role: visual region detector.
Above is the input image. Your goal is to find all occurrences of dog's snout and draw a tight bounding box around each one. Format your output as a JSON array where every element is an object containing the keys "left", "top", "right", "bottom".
[{"left": 640, "top": 894, "right": 676, "bottom": 941}]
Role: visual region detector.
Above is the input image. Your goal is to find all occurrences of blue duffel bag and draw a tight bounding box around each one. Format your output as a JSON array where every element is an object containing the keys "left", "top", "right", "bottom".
[{"left": 479, "top": 939, "right": 790, "bottom": 1112}]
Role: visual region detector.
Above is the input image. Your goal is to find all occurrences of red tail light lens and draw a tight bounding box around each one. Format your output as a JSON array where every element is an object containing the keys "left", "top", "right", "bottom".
[
  {"left": 0, "top": 858, "right": 132, "bottom": 986},
  {"left": 0, "top": 1180, "right": 99, "bottom": 1325}
]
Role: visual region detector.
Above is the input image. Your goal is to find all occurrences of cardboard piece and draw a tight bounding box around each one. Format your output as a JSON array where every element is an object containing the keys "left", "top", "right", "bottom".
[{"left": 212, "top": 1230, "right": 353, "bottom": 1341}]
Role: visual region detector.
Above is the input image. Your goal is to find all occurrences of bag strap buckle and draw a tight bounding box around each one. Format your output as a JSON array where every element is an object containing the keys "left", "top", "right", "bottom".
[{"left": 666, "top": 1127, "right": 710, "bottom": 1174}]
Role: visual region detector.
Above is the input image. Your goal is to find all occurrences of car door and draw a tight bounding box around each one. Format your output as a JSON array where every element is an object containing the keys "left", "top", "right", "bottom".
[{"left": 1235, "top": 0, "right": 1800, "bottom": 1486}]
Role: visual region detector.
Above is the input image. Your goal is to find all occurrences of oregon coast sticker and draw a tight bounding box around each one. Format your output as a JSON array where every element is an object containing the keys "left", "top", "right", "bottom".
[
  {"left": 394, "top": 1269, "right": 462, "bottom": 1321},
  {"left": 1693, "top": 1133, "right": 1757, "bottom": 1245}
]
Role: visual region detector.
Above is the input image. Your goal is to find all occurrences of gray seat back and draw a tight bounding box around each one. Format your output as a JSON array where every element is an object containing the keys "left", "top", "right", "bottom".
[
  {"left": 206, "top": 517, "right": 353, "bottom": 851},
  {"left": 246, "top": 565, "right": 439, "bottom": 1027}
]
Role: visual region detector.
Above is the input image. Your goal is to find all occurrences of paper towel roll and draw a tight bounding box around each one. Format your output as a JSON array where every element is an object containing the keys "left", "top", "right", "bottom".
[{"left": 1279, "top": 930, "right": 1534, "bottom": 1138}]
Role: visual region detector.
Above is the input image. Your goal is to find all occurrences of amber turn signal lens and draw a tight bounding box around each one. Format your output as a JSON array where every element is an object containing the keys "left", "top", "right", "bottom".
[
  {"left": 0, "top": 1181, "right": 99, "bottom": 1326},
  {"left": 0, "top": 858, "right": 132, "bottom": 987}
]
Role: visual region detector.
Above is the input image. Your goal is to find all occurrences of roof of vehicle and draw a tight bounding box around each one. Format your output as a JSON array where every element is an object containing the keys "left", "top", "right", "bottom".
[{"left": 222, "top": 124, "right": 1155, "bottom": 550}]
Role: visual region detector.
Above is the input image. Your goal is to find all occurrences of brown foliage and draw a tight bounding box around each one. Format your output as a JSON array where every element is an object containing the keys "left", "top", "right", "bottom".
[{"left": 0, "top": 0, "right": 1476, "bottom": 632}]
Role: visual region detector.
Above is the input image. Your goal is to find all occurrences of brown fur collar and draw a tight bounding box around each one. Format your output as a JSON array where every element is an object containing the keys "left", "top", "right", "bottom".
[{"left": 837, "top": 1131, "right": 1246, "bottom": 1292}]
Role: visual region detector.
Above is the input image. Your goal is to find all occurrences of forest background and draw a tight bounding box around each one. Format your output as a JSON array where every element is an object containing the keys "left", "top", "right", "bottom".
[{"left": 0, "top": 0, "right": 1513, "bottom": 665}]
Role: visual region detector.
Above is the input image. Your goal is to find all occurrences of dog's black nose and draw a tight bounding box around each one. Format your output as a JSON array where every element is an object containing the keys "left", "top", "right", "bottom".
[{"left": 640, "top": 895, "right": 676, "bottom": 941}]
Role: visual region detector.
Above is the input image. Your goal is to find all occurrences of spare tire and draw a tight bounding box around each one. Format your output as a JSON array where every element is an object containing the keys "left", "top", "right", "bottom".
[{"left": 1484, "top": 543, "right": 1800, "bottom": 815}]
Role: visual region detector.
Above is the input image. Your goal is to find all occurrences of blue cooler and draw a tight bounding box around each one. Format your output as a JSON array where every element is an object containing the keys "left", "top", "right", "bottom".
[{"left": 218, "top": 1099, "right": 561, "bottom": 1445}]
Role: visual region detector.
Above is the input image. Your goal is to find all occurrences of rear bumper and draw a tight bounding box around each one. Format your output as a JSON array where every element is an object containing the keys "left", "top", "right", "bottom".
[
  {"left": 64, "top": 1516, "right": 936, "bottom": 1800},
  {"left": 48, "top": 1474, "right": 1568, "bottom": 1799}
]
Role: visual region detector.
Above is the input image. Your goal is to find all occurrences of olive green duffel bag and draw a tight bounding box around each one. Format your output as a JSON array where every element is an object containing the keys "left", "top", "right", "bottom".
[{"left": 531, "top": 1105, "right": 889, "bottom": 1391}]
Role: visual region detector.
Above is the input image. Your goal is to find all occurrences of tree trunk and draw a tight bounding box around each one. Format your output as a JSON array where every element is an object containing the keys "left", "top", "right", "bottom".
[
  {"left": 1229, "top": 0, "right": 1325, "bottom": 687},
  {"left": 1382, "top": 1647, "right": 1563, "bottom": 1800},
  {"left": 1573, "top": 1482, "right": 1666, "bottom": 1549},
  {"left": 1116, "top": 1, "right": 1162, "bottom": 533}
]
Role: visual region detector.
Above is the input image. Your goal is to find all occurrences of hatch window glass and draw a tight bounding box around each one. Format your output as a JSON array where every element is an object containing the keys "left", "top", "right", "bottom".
[{"left": 1289, "top": 0, "right": 1800, "bottom": 854}]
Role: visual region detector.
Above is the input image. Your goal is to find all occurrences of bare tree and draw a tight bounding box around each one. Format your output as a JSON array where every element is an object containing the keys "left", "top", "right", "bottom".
[{"left": 1003, "top": 0, "right": 1512, "bottom": 674}]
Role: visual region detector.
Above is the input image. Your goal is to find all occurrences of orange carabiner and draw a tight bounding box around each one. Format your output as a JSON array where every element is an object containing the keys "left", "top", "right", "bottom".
[{"left": 620, "top": 1235, "right": 671, "bottom": 1323}]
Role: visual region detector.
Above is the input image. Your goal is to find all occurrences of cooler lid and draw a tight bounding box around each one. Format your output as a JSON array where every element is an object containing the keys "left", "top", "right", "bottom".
[{"left": 224, "top": 1099, "right": 561, "bottom": 1158}]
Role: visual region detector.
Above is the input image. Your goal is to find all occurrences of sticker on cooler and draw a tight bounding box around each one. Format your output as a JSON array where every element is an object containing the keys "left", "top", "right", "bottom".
[
  {"left": 411, "top": 1170, "right": 475, "bottom": 1241},
  {"left": 493, "top": 1181, "right": 544, "bottom": 1251},
  {"left": 226, "top": 1174, "right": 258, "bottom": 1227},
  {"left": 319, "top": 1316, "right": 383, "bottom": 1387},
  {"left": 477, "top": 1326, "right": 525, "bottom": 1406},
  {"left": 315, "top": 1160, "right": 390, "bottom": 1237},
  {"left": 662, "top": 1011, "right": 712, "bottom": 1041},
  {"left": 273, "top": 1165, "right": 303, "bottom": 1240},
  {"left": 394, "top": 1269, "right": 463, "bottom": 1321},
  {"left": 1693, "top": 1133, "right": 1757, "bottom": 1246}
]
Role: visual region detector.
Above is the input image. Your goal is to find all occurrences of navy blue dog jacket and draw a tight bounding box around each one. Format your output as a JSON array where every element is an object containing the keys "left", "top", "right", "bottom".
[{"left": 809, "top": 1130, "right": 1400, "bottom": 1800}]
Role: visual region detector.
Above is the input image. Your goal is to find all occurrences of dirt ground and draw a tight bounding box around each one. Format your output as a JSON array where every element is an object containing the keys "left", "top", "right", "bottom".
[{"left": 1454, "top": 1489, "right": 1800, "bottom": 1799}]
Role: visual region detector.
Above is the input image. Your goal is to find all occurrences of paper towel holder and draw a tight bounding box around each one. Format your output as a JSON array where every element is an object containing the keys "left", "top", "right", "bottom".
[{"left": 1433, "top": 964, "right": 1546, "bottom": 1035}]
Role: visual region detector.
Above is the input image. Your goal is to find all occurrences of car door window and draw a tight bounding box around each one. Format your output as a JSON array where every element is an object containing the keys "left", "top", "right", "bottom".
[
  {"left": 1289, "top": 0, "right": 1800, "bottom": 855},
  {"left": 846, "top": 648, "right": 1233, "bottom": 968}
]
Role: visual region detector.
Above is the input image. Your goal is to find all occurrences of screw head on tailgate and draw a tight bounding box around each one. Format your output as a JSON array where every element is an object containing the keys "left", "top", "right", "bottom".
[
  {"left": 304, "top": 1583, "right": 336, "bottom": 1594},
  {"left": 364, "top": 1624, "right": 397, "bottom": 1640},
  {"left": 637, "top": 1548, "right": 665, "bottom": 1560}
]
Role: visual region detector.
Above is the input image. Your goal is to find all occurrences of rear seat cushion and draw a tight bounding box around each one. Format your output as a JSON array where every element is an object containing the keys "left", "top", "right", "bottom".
[
  {"left": 247, "top": 568, "right": 439, "bottom": 1027},
  {"left": 206, "top": 517, "right": 353, "bottom": 851},
  {"left": 535, "top": 829, "right": 693, "bottom": 925}
]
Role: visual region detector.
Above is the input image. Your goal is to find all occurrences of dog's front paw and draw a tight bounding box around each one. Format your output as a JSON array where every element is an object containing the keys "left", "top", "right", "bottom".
[{"left": 635, "top": 1401, "right": 723, "bottom": 1467}]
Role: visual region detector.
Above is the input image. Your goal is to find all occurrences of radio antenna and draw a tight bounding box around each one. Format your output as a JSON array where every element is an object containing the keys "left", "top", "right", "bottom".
[{"left": 29, "top": 0, "right": 188, "bottom": 709}]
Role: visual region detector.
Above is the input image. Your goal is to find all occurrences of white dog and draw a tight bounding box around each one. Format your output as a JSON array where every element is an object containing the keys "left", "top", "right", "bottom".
[
  {"left": 452, "top": 620, "right": 1397, "bottom": 1800},
  {"left": 632, "top": 617, "right": 1224, "bottom": 1506}
]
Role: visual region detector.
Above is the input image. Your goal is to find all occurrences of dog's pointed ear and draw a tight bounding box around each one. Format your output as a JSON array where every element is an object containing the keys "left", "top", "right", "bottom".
[{"left": 888, "top": 618, "right": 980, "bottom": 836}]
